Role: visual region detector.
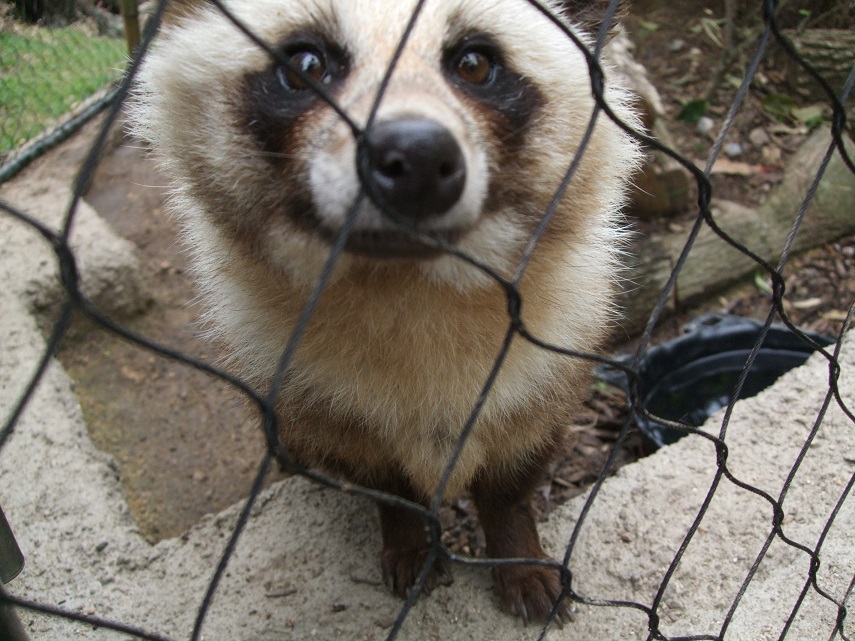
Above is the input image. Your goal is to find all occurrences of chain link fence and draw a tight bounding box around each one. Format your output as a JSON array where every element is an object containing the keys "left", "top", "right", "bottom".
[
  {"left": 1, "top": 0, "right": 854, "bottom": 639},
  {"left": 0, "top": 0, "right": 139, "bottom": 181}
]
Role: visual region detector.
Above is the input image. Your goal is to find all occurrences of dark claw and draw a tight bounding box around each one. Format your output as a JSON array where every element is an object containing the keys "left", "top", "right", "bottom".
[
  {"left": 381, "top": 546, "right": 453, "bottom": 599},
  {"left": 493, "top": 563, "right": 571, "bottom": 624}
]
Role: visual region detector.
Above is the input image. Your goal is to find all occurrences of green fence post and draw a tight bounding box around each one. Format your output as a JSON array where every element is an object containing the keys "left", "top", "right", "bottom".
[{"left": 120, "top": 0, "right": 141, "bottom": 56}]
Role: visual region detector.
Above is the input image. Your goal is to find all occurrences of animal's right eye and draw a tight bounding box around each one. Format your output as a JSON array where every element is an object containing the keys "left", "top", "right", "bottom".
[
  {"left": 454, "top": 49, "right": 495, "bottom": 86},
  {"left": 277, "top": 49, "right": 329, "bottom": 91}
]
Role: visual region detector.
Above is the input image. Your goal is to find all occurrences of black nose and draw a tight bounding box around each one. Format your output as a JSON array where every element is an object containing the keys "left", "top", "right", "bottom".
[{"left": 365, "top": 118, "right": 466, "bottom": 221}]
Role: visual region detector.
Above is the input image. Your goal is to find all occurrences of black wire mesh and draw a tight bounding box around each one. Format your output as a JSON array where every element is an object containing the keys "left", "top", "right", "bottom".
[{"left": 1, "top": 0, "right": 854, "bottom": 640}]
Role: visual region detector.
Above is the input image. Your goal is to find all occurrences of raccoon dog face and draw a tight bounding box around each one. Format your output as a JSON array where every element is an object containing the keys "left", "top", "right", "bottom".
[
  {"left": 135, "top": 0, "right": 638, "bottom": 291},
  {"left": 133, "top": 0, "right": 641, "bottom": 623}
]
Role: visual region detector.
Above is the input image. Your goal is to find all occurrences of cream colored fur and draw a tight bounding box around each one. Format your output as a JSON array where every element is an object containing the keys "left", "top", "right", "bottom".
[{"left": 132, "top": 0, "right": 642, "bottom": 498}]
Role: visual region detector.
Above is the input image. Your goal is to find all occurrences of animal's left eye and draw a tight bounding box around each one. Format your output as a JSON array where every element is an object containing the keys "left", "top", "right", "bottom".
[
  {"left": 454, "top": 49, "right": 495, "bottom": 85},
  {"left": 277, "top": 48, "right": 329, "bottom": 91}
]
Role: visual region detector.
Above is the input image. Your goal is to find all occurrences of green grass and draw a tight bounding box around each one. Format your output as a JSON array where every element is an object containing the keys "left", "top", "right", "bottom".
[{"left": 0, "top": 24, "right": 127, "bottom": 155}]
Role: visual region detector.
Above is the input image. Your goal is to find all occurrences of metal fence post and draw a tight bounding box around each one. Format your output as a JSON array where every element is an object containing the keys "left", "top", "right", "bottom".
[
  {"left": 0, "top": 586, "right": 30, "bottom": 641},
  {"left": 0, "top": 506, "right": 28, "bottom": 641}
]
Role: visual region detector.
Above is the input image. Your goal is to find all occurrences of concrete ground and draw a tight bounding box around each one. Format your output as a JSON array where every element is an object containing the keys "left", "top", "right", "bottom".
[{"left": 1, "top": 141, "right": 854, "bottom": 640}]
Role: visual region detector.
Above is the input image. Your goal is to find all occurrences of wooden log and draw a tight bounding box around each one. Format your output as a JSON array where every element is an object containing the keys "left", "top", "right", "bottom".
[
  {"left": 619, "top": 125, "right": 855, "bottom": 334},
  {"left": 779, "top": 29, "right": 855, "bottom": 103}
]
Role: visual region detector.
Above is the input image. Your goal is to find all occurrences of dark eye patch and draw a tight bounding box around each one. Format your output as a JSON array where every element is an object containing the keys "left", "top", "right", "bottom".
[
  {"left": 241, "top": 32, "right": 349, "bottom": 156},
  {"left": 443, "top": 32, "right": 542, "bottom": 138}
]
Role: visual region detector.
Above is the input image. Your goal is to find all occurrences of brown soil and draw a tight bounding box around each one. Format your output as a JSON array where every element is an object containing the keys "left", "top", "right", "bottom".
[
  {"left": 58, "top": 141, "right": 284, "bottom": 542},
  {"left": 52, "top": 0, "right": 854, "bottom": 545}
]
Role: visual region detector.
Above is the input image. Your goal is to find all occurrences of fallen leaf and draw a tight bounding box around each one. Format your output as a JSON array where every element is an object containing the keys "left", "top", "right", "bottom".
[
  {"left": 699, "top": 17, "right": 725, "bottom": 48},
  {"left": 678, "top": 98, "right": 708, "bottom": 124},
  {"left": 823, "top": 310, "right": 851, "bottom": 322},
  {"left": 768, "top": 123, "right": 809, "bottom": 136},
  {"left": 120, "top": 366, "right": 145, "bottom": 383},
  {"left": 706, "top": 158, "right": 758, "bottom": 176},
  {"left": 791, "top": 104, "right": 824, "bottom": 127},
  {"left": 754, "top": 273, "right": 773, "bottom": 295},
  {"left": 762, "top": 93, "right": 797, "bottom": 120},
  {"left": 790, "top": 297, "right": 824, "bottom": 310}
]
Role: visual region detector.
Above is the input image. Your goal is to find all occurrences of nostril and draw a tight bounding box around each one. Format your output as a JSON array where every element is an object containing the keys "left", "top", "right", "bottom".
[
  {"left": 439, "top": 160, "right": 459, "bottom": 179},
  {"left": 378, "top": 152, "right": 408, "bottom": 179}
]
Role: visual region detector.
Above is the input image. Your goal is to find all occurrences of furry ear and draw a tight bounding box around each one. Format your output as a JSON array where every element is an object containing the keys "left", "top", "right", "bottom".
[{"left": 558, "top": 0, "right": 628, "bottom": 40}]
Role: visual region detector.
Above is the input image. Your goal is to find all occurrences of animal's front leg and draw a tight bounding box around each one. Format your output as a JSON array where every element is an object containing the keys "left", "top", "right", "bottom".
[
  {"left": 375, "top": 473, "right": 453, "bottom": 597},
  {"left": 471, "top": 458, "right": 571, "bottom": 624}
]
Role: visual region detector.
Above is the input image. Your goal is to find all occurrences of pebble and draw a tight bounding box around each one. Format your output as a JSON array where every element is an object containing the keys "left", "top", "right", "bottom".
[
  {"left": 762, "top": 145, "right": 782, "bottom": 164},
  {"left": 697, "top": 116, "right": 715, "bottom": 135},
  {"left": 749, "top": 126, "right": 770, "bottom": 146},
  {"left": 667, "top": 38, "right": 686, "bottom": 52},
  {"left": 725, "top": 142, "right": 743, "bottom": 157}
]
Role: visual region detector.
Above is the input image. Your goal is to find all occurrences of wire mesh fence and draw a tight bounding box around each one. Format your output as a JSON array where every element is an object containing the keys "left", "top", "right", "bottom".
[
  {"left": 1, "top": 0, "right": 854, "bottom": 639},
  {"left": 0, "top": 0, "right": 131, "bottom": 181}
]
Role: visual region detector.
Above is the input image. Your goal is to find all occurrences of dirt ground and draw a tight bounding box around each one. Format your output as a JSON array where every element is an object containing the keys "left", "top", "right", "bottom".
[
  {"left": 48, "top": 0, "right": 855, "bottom": 545},
  {"left": 60, "top": 141, "right": 285, "bottom": 542}
]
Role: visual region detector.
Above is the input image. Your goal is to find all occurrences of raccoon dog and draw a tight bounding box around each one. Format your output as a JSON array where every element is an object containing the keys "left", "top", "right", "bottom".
[{"left": 133, "top": 0, "right": 641, "bottom": 622}]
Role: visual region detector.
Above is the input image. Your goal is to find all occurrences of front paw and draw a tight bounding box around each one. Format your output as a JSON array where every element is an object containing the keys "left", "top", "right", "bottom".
[
  {"left": 493, "top": 562, "right": 572, "bottom": 625},
  {"left": 381, "top": 546, "right": 454, "bottom": 597}
]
